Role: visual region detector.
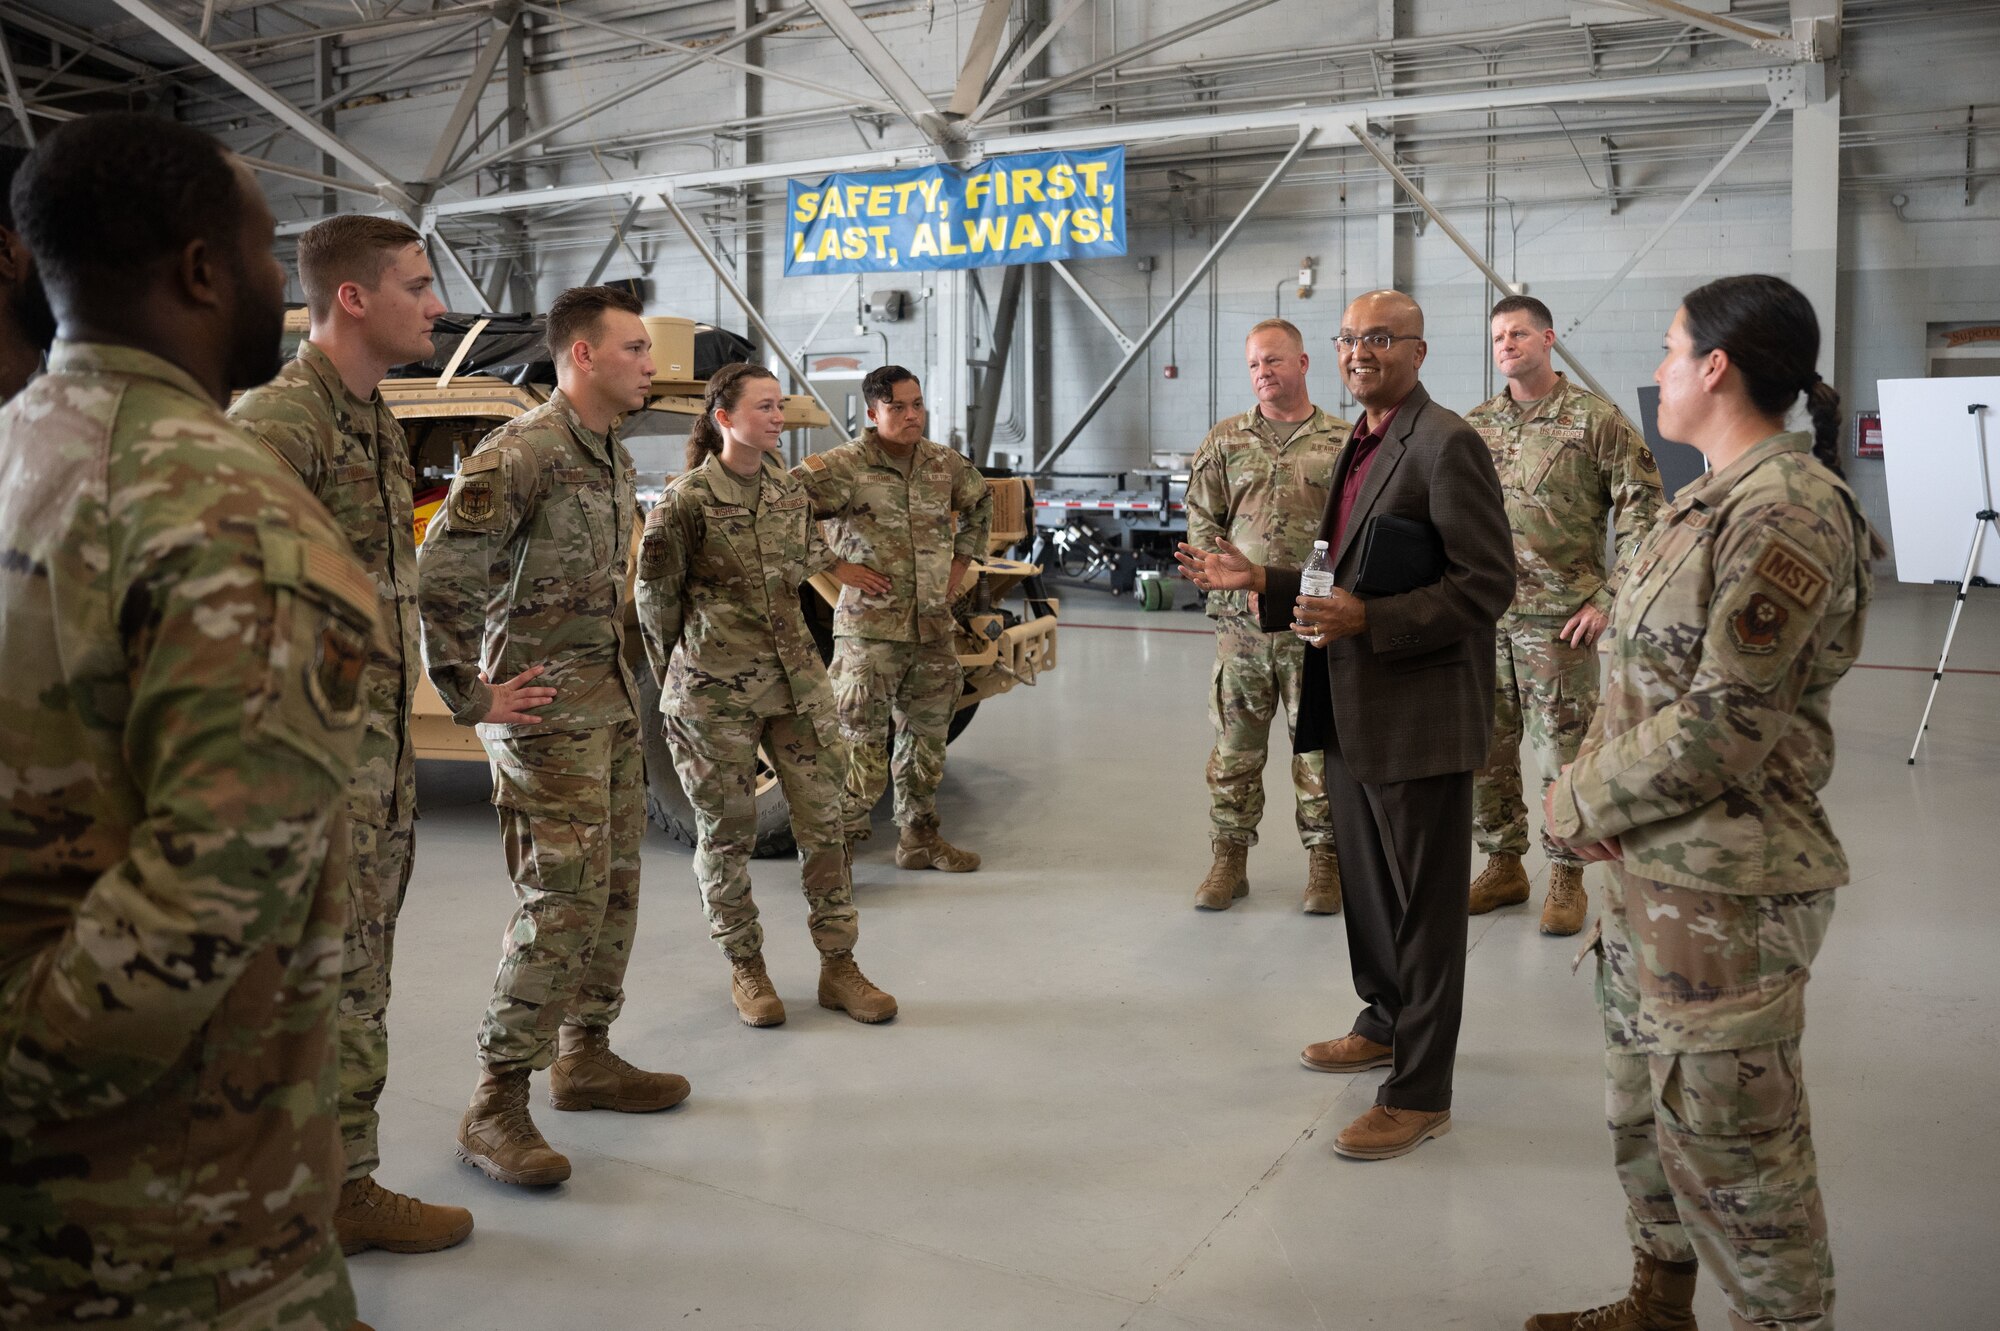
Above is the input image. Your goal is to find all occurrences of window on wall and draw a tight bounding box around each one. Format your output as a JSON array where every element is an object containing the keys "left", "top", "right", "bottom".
[{"left": 1927, "top": 322, "right": 2000, "bottom": 378}]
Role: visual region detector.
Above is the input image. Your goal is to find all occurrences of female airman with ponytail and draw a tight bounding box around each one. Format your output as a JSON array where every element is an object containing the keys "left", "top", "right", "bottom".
[
  {"left": 634, "top": 363, "right": 897, "bottom": 1029},
  {"left": 1533, "top": 274, "right": 1877, "bottom": 1331}
]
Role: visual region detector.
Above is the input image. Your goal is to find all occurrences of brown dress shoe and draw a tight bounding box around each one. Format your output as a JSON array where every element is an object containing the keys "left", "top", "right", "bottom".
[
  {"left": 335, "top": 1175, "right": 473, "bottom": 1255},
  {"left": 1524, "top": 1249, "right": 1700, "bottom": 1329},
  {"left": 1540, "top": 862, "right": 1589, "bottom": 936},
  {"left": 1332, "top": 1104, "right": 1452, "bottom": 1160},
  {"left": 548, "top": 1025, "right": 691, "bottom": 1113},
  {"left": 1194, "top": 839, "right": 1249, "bottom": 910},
  {"left": 1299, "top": 1031, "right": 1393, "bottom": 1073},
  {"left": 1469, "top": 852, "right": 1531, "bottom": 914},
  {"left": 1302, "top": 844, "right": 1342, "bottom": 914}
]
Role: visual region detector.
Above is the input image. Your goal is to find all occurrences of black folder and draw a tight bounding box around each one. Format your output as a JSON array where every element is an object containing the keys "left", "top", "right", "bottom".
[{"left": 1352, "top": 513, "right": 1446, "bottom": 597}]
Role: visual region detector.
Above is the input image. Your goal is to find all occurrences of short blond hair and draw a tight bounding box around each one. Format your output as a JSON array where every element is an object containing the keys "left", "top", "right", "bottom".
[
  {"left": 1245, "top": 317, "right": 1304, "bottom": 351},
  {"left": 297, "top": 215, "right": 424, "bottom": 320}
]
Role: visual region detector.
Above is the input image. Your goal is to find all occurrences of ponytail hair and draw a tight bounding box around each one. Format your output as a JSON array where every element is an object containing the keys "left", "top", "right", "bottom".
[
  {"left": 686, "top": 361, "right": 780, "bottom": 473},
  {"left": 1680, "top": 273, "right": 1846, "bottom": 477}
]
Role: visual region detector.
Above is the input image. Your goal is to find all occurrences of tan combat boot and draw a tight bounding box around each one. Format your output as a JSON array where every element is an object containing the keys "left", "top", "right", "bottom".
[
  {"left": 1469, "top": 852, "right": 1531, "bottom": 915},
  {"left": 894, "top": 825, "right": 981, "bottom": 872},
  {"left": 549, "top": 1025, "right": 691, "bottom": 1113},
  {"left": 1524, "top": 1249, "right": 1700, "bottom": 1330},
  {"left": 818, "top": 950, "right": 898, "bottom": 1023},
  {"left": 457, "top": 1069, "right": 570, "bottom": 1187},
  {"left": 730, "top": 952, "right": 786, "bottom": 1027},
  {"left": 1194, "top": 839, "right": 1249, "bottom": 910},
  {"left": 1303, "top": 845, "right": 1343, "bottom": 915},
  {"left": 1540, "top": 862, "right": 1589, "bottom": 937},
  {"left": 334, "top": 1175, "right": 473, "bottom": 1255}
]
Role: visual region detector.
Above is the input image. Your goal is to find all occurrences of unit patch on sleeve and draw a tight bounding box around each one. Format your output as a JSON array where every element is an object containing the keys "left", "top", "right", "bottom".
[{"left": 1729, "top": 592, "right": 1788, "bottom": 654}]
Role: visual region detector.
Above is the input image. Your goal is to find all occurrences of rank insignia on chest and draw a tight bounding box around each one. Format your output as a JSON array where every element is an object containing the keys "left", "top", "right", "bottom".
[
  {"left": 454, "top": 479, "right": 494, "bottom": 523},
  {"left": 1730, "top": 592, "right": 1787, "bottom": 654},
  {"left": 310, "top": 620, "right": 368, "bottom": 722}
]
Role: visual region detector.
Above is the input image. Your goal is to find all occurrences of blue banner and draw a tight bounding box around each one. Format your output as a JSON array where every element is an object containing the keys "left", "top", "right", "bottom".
[{"left": 785, "top": 147, "right": 1125, "bottom": 275}]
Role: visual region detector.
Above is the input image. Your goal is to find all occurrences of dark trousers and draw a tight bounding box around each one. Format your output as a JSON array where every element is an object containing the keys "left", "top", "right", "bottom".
[{"left": 1322, "top": 741, "right": 1472, "bottom": 1113}]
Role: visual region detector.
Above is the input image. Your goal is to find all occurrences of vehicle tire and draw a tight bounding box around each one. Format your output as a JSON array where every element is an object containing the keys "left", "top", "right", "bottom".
[{"left": 637, "top": 665, "right": 798, "bottom": 859}]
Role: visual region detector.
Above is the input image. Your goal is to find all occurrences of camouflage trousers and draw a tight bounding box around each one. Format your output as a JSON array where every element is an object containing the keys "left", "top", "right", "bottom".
[
  {"left": 1205, "top": 613, "right": 1333, "bottom": 849},
  {"left": 1474, "top": 611, "right": 1598, "bottom": 866},
  {"left": 336, "top": 790, "right": 414, "bottom": 1181},
  {"left": 478, "top": 719, "right": 642, "bottom": 1073},
  {"left": 1595, "top": 865, "right": 1837, "bottom": 1330},
  {"left": 664, "top": 709, "right": 859, "bottom": 960},
  {"left": 831, "top": 635, "right": 961, "bottom": 836}
]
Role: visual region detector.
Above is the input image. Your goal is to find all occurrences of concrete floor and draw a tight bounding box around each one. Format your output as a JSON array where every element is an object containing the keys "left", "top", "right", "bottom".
[{"left": 355, "top": 577, "right": 2000, "bottom": 1330}]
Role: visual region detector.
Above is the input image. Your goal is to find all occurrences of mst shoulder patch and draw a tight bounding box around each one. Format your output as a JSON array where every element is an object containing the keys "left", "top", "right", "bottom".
[{"left": 1753, "top": 534, "right": 1830, "bottom": 610}]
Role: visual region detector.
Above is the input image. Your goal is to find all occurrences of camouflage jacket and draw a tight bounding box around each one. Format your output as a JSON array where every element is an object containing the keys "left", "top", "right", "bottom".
[
  {"left": 230, "top": 339, "right": 420, "bottom": 824},
  {"left": 637, "top": 453, "right": 840, "bottom": 748},
  {"left": 795, "top": 429, "right": 993, "bottom": 644},
  {"left": 1184, "top": 405, "right": 1349, "bottom": 620},
  {"left": 1548, "top": 432, "right": 1874, "bottom": 895},
  {"left": 1463, "top": 374, "right": 1662, "bottom": 618},
  {"left": 417, "top": 388, "right": 640, "bottom": 736},
  {"left": 0, "top": 342, "right": 371, "bottom": 1324}
]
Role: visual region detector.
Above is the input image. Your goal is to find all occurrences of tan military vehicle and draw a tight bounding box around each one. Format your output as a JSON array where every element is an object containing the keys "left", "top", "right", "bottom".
[{"left": 359, "top": 312, "right": 1057, "bottom": 856}]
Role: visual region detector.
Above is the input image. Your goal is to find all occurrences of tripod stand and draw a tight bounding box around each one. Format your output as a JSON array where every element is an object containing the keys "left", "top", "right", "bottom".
[{"left": 1909, "top": 402, "right": 1999, "bottom": 764}]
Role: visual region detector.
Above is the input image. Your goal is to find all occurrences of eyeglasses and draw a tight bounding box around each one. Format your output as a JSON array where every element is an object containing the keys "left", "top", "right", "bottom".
[{"left": 1333, "top": 333, "right": 1422, "bottom": 351}]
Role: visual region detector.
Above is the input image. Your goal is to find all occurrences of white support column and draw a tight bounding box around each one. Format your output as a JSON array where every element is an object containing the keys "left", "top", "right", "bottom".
[
  {"left": 1376, "top": 0, "right": 1401, "bottom": 292},
  {"left": 1791, "top": 0, "right": 1842, "bottom": 379}
]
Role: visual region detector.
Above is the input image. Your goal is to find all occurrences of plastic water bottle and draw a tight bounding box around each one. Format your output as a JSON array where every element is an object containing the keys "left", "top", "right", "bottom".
[{"left": 1297, "top": 540, "right": 1334, "bottom": 643}]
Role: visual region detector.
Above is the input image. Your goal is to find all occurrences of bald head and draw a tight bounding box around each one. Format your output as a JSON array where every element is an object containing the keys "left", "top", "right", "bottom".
[
  {"left": 1336, "top": 289, "right": 1426, "bottom": 411},
  {"left": 1345, "top": 289, "right": 1424, "bottom": 337}
]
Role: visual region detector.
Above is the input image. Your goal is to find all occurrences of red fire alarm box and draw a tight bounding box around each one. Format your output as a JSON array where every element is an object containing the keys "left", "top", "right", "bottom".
[{"left": 1856, "top": 410, "right": 1883, "bottom": 459}]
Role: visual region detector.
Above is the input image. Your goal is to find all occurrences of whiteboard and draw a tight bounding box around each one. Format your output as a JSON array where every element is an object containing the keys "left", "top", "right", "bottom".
[{"left": 1878, "top": 378, "right": 2000, "bottom": 585}]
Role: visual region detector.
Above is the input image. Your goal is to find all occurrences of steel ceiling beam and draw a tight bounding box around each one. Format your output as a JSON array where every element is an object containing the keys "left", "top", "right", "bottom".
[
  {"left": 516, "top": 3, "right": 891, "bottom": 117},
  {"left": 966, "top": 0, "right": 1088, "bottom": 124},
  {"left": 1589, "top": 0, "right": 1791, "bottom": 46},
  {"left": 0, "top": 30, "right": 35, "bottom": 146},
  {"left": 1049, "top": 261, "right": 1134, "bottom": 353},
  {"left": 1030, "top": 128, "right": 1319, "bottom": 475},
  {"left": 977, "top": 0, "right": 1283, "bottom": 124},
  {"left": 444, "top": 4, "right": 811, "bottom": 187},
  {"left": 659, "top": 191, "right": 838, "bottom": 423},
  {"left": 1344, "top": 121, "right": 1616, "bottom": 404},
  {"left": 1562, "top": 101, "right": 1780, "bottom": 339},
  {"left": 276, "top": 61, "right": 1806, "bottom": 234},
  {"left": 947, "top": 0, "right": 1016, "bottom": 120},
  {"left": 803, "top": 0, "right": 950, "bottom": 143},
  {"left": 426, "top": 228, "right": 495, "bottom": 313},
  {"left": 107, "top": 0, "right": 418, "bottom": 214},
  {"left": 582, "top": 197, "right": 645, "bottom": 286},
  {"left": 420, "top": 6, "right": 516, "bottom": 192}
]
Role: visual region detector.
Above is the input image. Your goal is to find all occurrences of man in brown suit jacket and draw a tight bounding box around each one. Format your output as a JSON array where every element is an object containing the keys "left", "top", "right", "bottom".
[{"left": 1178, "top": 290, "right": 1514, "bottom": 1160}]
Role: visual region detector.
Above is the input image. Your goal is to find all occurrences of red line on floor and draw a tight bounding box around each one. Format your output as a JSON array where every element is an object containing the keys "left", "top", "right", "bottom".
[
  {"left": 1060, "top": 623, "right": 2000, "bottom": 673},
  {"left": 1852, "top": 662, "right": 2000, "bottom": 677},
  {"left": 1061, "top": 620, "right": 1215, "bottom": 636}
]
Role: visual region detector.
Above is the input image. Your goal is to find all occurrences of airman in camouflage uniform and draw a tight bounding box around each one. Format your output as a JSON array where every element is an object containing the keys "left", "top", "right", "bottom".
[
  {"left": 233, "top": 257, "right": 471, "bottom": 1252},
  {"left": 796, "top": 367, "right": 992, "bottom": 873},
  {"left": 1465, "top": 297, "right": 1662, "bottom": 936},
  {"left": 1182, "top": 319, "right": 1347, "bottom": 914},
  {"left": 638, "top": 382, "right": 894, "bottom": 1027},
  {"left": 1536, "top": 278, "right": 1872, "bottom": 1331},
  {"left": 420, "top": 288, "right": 688, "bottom": 1190},
  {"left": 0, "top": 115, "right": 366, "bottom": 1331}
]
